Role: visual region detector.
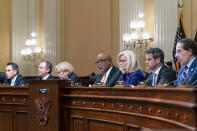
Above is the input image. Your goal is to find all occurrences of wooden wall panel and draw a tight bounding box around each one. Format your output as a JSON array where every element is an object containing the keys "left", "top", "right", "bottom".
[
  {"left": 88, "top": 119, "right": 123, "bottom": 131},
  {"left": 0, "top": 111, "right": 12, "bottom": 131},
  {"left": 15, "top": 112, "right": 28, "bottom": 131},
  {"left": 71, "top": 116, "right": 84, "bottom": 131}
]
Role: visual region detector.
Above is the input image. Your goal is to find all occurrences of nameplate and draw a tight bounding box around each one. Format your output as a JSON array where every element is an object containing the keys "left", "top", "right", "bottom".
[
  {"left": 138, "top": 81, "right": 145, "bottom": 85},
  {"left": 95, "top": 82, "right": 102, "bottom": 86},
  {"left": 71, "top": 82, "right": 81, "bottom": 86},
  {"left": 116, "top": 81, "right": 124, "bottom": 86},
  {"left": 38, "top": 88, "right": 49, "bottom": 94}
]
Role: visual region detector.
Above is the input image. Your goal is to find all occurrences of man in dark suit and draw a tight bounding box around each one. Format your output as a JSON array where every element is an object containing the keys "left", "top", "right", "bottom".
[
  {"left": 145, "top": 48, "right": 176, "bottom": 87},
  {"left": 174, "top": 39, "right": 197, "bottom": 86},
  {"left": 37, "top": 61, "right": 55, "bottom": 80},
  {"left": 5, "top": 62, "right": 26, "bottom": 86},
  {"left": 94, "top": 53, "right": 121, "bottom": 87}
]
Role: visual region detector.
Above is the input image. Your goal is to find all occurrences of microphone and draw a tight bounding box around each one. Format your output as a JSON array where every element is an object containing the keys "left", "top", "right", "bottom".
[
  {"left": 191, "top": 79, "right": 197, "bottom": 85},
  {"left": 164, "top": 80, "right": 177, "bottom": 86},
  {"left": 144, "top": 73, "right": 153, "bottom": 86}
]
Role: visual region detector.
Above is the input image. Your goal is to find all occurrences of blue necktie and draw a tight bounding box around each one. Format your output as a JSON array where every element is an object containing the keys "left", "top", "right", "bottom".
[{"left": 152, "top": 73, "right": 157, "bottom": 87}]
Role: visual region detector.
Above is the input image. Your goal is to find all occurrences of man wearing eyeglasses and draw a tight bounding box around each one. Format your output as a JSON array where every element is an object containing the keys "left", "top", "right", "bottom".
[
  {"left": 174, "top": 39, "right": 197, "bottom": 86},
  {"left": 94, "top": 53, "right": 121, "bottom": 87}
]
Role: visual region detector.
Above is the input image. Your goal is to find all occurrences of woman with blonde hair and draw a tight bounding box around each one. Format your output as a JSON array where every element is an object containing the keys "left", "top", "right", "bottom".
[
  {"left": 117, "top": 50, "right": 144, "bottom": 86},
  {"left": 55, "top": 61, "right": 80, "bottom": 83}
]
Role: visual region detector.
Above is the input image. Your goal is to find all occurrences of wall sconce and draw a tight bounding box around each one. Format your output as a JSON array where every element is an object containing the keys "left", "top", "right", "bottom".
[
  {"left": 21, "top": 32, "right": 43, "bottom": 66},
  {"left": 122, "top": 10, "right": 153, "bottom": 71},
  {"left": 122, "top": 10, "right": 153, "bottom": 48}
]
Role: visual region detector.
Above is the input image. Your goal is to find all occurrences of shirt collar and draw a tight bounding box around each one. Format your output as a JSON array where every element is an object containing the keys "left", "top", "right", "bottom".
[
  {"left": 105, "top": 66, "right": 112, "bottom": 76},
  {"left": 153, "top": 65, "right": 162, "bottom": 76},
  {"left": 11, "top": 74, "right": 18, "bottom": 82},
  {"left": 186, "top": 57, "right": 196, "bottom": 69},
  {"left": 42, "top": 74, "right": 50, "bottom": 80}
]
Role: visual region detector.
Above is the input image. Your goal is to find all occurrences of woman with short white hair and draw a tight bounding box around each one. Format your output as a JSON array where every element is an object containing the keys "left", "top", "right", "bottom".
[
  {"left": 117, "top": 50, "right": 144, "bottom": 86},
  {"left": 55, "top": 61, "right": 80, "bottom": 83}
]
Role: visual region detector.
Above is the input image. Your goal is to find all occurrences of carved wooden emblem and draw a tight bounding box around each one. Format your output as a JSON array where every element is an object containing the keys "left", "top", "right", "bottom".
[{"left": 35, "top": 97, "right": 52, "bottom": 126}]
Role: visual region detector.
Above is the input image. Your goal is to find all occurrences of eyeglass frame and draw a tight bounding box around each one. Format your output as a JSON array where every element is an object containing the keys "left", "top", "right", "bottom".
[{"left": 95, "top": 59, "right": 110, "bottom": 64}]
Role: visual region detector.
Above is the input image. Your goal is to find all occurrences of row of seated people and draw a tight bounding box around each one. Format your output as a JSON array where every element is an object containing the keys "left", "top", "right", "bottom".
[
  {"left": 90, "top": 38, "right": 197, "bottom": 87},
  {"left": 0, "top": 38, "right": 197, "bottom": 87},
  {"left": 0, "top": 61, "right": 81, "bottom": 86}
]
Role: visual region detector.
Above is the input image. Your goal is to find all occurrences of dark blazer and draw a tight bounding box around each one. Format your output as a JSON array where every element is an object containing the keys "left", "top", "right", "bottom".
[
  {"left": 118, "top": 70, "right": 145, "bottom": 86},
  {"left": 36, "top": 74, "right": 56, "bottom": 80},
  {"left": 7, "top": 74, "right": 26, "bottom": 86},
  {"left": 175, "top": 57, "right": 197, "bottom": 86},
  {"left": 95, "top": 66, "right": 121, "bottom": 87},
  {"left": 68, "top": 72, "right": 81, "bottom": 83},
  {"left": 145, "top": 65, "right": 176, "bottom": 86},
  {"left": 0, "top": 72, "right": 7, "bottom": 84}
]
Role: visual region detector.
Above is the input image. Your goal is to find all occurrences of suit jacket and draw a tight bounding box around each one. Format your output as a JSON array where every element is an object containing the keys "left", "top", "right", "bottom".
[
  {"left": 175, "top": 57, "right": 197, "bottom": 86},
  {"left": 118, "top": 70, "right": 145, "bottom": 86},
  {"left": 145, "top": 65, "right": 176, "bottom": 86},
  {"left": 68, "top": 72, "right": 81, "bottom": 83},
  {"left": 36, "top": 74, "right": 56, "bottom": 80},
  {"left": 95, "top": 66, "right": 121, "bottom": 87},
  {"left": 0, "top": 72, "right": 7, "bottom": 84},
  {"left": 7, "top": 74, "right": 26, "bottom": 86}
]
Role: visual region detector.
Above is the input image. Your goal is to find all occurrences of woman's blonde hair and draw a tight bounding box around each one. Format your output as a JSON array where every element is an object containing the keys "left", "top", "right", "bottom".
[
  {"left": 117, "top": 50, "right": 141, "bottom": 73},
  {"left": 55, "top": 61, "right": 74, "bottom": 75}
]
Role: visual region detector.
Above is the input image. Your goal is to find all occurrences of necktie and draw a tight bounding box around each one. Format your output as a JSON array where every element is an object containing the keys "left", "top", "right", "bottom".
[
  {"left": 152, "top": 73, "right": 157, "bottom": 87},
  {"left": 101, "top": 73, "right": 106, "bottom": 84},
  {"left": 182, "top": 66, "right": 188, "bottom": 81}
]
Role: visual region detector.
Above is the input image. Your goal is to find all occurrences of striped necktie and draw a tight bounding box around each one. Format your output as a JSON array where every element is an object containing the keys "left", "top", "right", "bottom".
[{"left": 182, "top": 66, "right": 188, "bottom": 81}]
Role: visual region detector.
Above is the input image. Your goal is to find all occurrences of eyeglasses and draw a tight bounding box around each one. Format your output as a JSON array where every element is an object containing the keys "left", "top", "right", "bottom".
[
  {"left": 119, "top": 60, "right": 126, "bottom": 63},
  {"left": 95, "top": 59, "right": 109, "bottom": 64}
]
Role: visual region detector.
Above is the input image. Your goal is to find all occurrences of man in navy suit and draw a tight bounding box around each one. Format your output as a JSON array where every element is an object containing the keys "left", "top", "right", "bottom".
[
  {"left": 174, "top": 39, "right": 197, "bottom": 86},
  {"left": 145, "top": 48, "right": 176, "bottom": 87},
  {"left": 5, "top": 62, "right": 26, "bottom": 86},
  {"left": 37, "top": 61, "right": 55, "bottom": 80},
  {"left": 94, "top": 53, "right": 121, "bottom": 87}
]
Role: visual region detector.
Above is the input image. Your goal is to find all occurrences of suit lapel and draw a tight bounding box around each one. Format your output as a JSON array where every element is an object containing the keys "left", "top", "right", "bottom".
[
  {"left": 14, "top": 75, "right": 19, "bottom": 86},
  {"left": 146, "top": 73, "right": 153, "bottom": 86},
  {"left": 185, "top": 58, "right": 197, "bottom": 81},
  {"left": 105, "top": 66, "right": 114, "bottom": 84},
  {"left": 156, "top": 66, "right": 164, "bottom": 84}
]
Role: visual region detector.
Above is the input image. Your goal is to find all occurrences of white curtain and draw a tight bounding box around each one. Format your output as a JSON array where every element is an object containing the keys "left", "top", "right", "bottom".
[
  {"left": 43, "top": 0, "right": 60, "bottom": 75},
  {"left": 11, "top": 0, "right": 60, "bottom": 76},
  {"left": 119, "top": 0, "right": 143, "bottom": 51},
  {"left": 154, "top": 0, "right": 178, "bottom": 62},
  {"left": 11, "top": 0, "right": 39, "bottom": 76}
]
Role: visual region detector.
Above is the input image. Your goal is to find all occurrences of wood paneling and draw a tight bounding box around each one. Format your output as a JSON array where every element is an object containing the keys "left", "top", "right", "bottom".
[
  {"left": 0, "top": 81, "right": 197, "bottom": 131},
  {"left": 0, "top": 111, "right": 12, "bottom": 131},
  {"left": 15, "top": 112, "right": 28, "bottom": 131},
  {"left": 63, "top": 86, "right": 197, "bottom": 131},
  {"left": 0, "top": 86, "right": 28, "bottom": 131}
]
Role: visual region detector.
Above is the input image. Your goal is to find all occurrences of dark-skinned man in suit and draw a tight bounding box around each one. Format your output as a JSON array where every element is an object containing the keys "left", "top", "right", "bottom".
[{"left": 94, "top": 53, "right": 121, "bottom": 87}]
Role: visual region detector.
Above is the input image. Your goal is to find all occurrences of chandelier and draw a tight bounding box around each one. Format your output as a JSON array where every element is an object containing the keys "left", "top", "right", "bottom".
[
  {"left": 122, "top": 10, "right": 153, "bottom": 48},
  {"left": 21, "top": 32, "right": 43, "bottom": 65}
]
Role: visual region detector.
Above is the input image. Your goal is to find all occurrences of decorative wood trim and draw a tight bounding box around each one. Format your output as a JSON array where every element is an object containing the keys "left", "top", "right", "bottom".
[
  {"left": 65, "top": 106, "right": 195, "bottom": 131},
  {"left": 34, "top": 96, "right": 52, "bottom": 126},
  {"left": 63, "top": 95, "right": 196, "bottom": 108}
]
